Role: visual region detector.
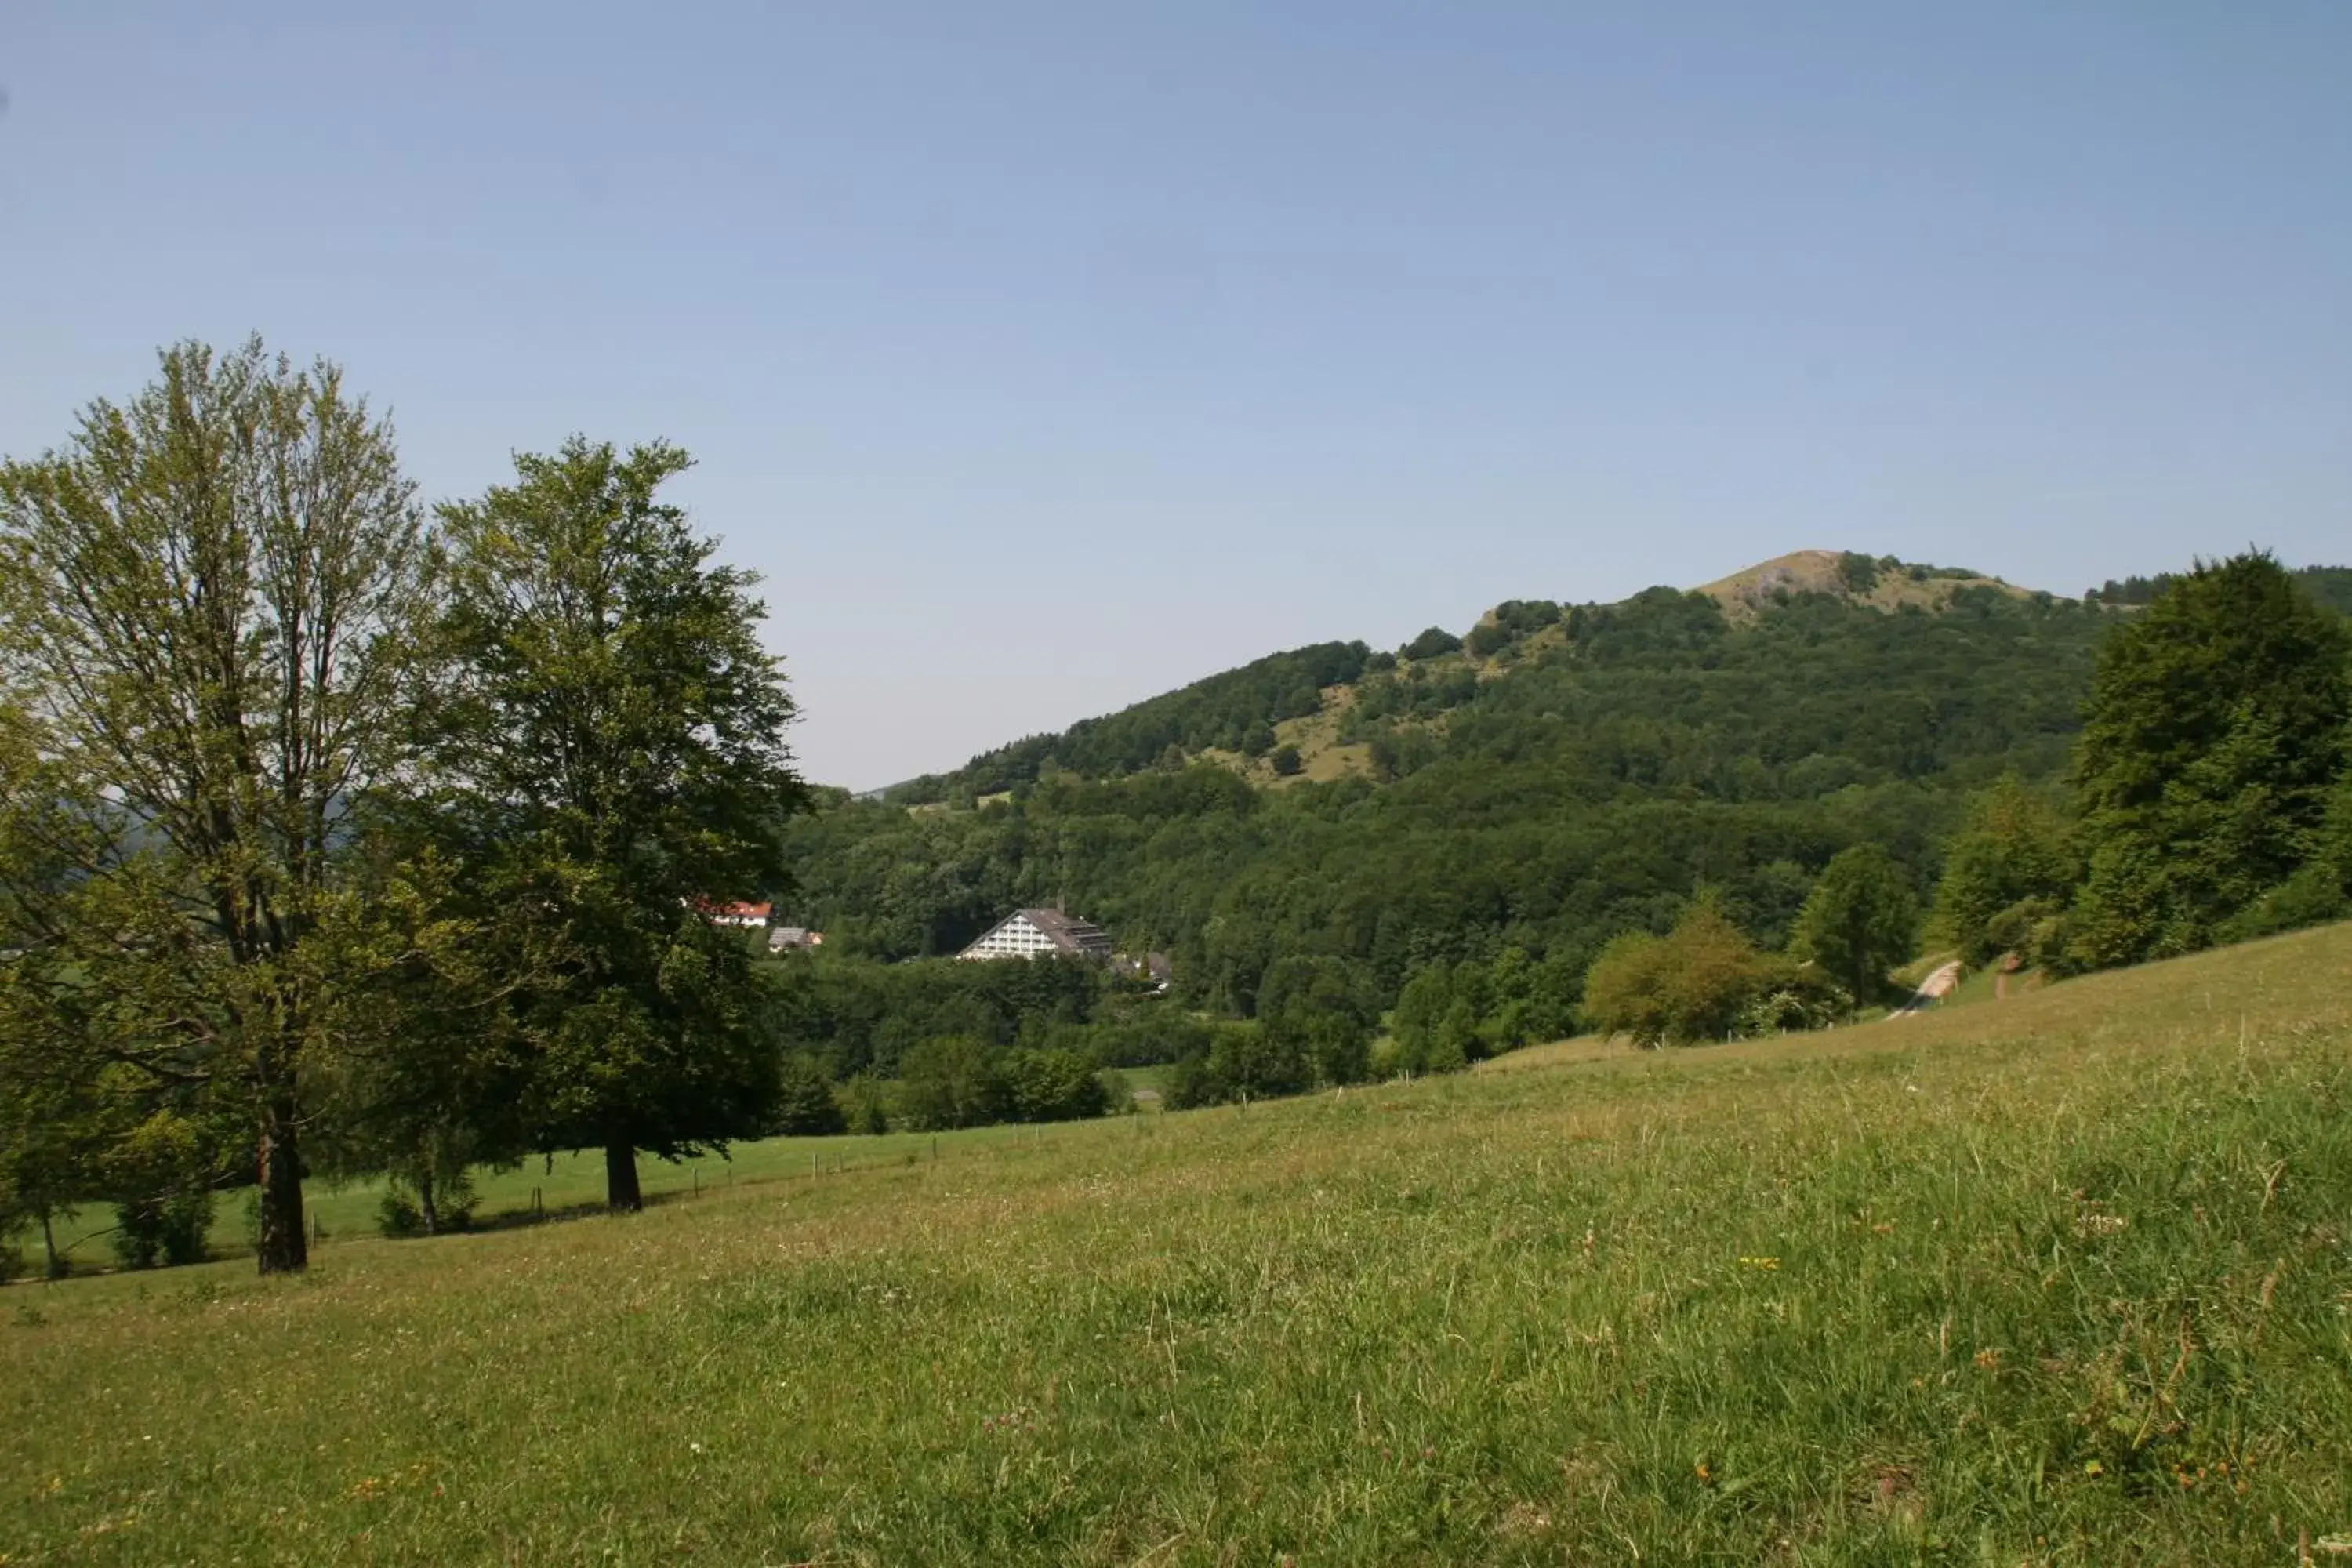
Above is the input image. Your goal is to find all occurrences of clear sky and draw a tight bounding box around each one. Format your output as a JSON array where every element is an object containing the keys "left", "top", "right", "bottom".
[{"left": 4, "top": 3, "right": 2348, "bottom": 788}]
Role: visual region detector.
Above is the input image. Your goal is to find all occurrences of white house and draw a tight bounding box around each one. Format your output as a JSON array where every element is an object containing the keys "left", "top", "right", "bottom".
[{"left": 957, "top": 907, "right": 1116, "bottom": 963}]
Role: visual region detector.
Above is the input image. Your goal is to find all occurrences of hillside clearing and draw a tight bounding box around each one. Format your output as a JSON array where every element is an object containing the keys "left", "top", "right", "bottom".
[{"left": 7, "top": 924, "right": 2352, "bottom": 1563}]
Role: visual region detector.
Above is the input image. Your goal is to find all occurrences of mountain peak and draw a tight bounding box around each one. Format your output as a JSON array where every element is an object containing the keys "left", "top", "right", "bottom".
[{"left": 1696, "top": 550, "right": 2029, "bottom": 620}]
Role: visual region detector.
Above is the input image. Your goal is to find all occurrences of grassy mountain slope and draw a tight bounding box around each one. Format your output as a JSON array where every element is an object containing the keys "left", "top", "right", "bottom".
[
  {"left": 1697, "top": 547, "right": 2030, "bottom": 622},
  {"left": 9, "top": 921, "right": 2350, "bottom": 1563}
]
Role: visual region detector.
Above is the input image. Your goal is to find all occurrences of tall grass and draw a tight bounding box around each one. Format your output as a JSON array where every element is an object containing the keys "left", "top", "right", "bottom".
[{"left": 5, "top": 924, "right": 2351, "bottom": 1563}]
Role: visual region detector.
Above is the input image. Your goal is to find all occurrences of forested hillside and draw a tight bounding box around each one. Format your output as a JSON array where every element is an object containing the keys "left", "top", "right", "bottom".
[{"left": 783, "top": 569, "right": 2116, "bottom": 1011}]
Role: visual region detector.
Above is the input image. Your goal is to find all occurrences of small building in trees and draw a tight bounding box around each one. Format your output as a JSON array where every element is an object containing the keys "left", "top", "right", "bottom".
[
  {"left": 957, "top": 907, "right": 1116, "bottom": 963},
  {"left": 767, "top": 925, "right": 825, "bottom": 953},
  {"left": 699, "top": 900, "right": 773, "bottom": 929}
]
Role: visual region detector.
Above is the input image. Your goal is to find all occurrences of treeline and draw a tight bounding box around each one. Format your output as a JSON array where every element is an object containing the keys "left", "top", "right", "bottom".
[
  {"left": 1935, "top": 554, "right": 2352, "bottom": 971},
  {"left": 891, "top": 640, "right": 1375, "bottom": 801},
  {"left": 0, "top": 340, "right": 809, "bottom": 1279},
  {"left": 2084, "top": 563, "right": 2352, "bottom": 615}
]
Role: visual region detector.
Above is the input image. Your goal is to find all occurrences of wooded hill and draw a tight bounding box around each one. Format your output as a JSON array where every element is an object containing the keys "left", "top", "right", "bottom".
[
  {"left": 786, "top": 552, "right": 2307, "bottom": 1004},
  {"left": 881, "top": 552, "right": 2352, "bottom": 808}
]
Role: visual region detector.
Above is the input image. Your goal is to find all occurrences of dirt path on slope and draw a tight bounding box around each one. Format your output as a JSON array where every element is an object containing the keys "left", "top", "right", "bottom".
[{"left": 1889, "top": 960, "right": 1963, "bottom": 1019}]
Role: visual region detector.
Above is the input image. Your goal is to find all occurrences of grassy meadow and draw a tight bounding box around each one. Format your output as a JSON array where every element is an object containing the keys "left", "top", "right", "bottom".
[{"left": 7, "top": 924, "right": 2352, "bottom": 1563}]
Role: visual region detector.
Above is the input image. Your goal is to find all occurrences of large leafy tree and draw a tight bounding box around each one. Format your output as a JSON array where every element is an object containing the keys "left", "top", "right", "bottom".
[
  {"left": 2067, "top": 552, "right": 2351, "bottom": 967},
  {"left": 1930, "top": 773, "right": 2073, "bottom": 967},
  {"left": 0, "top": 340, "right": 433, "bottom": 1273},
  {"left": 1581, "top": 898, "right": 1768, "bottom": 1047},
  {"left": 1792, "top": 844, "right": 1922, "bottom": 1004},
  {"left": 1255, "top": 953, "right": 1379, "bottom": 1083},
  {"left": 429, "top": 438, "right": 807, "bottom": 1210}
]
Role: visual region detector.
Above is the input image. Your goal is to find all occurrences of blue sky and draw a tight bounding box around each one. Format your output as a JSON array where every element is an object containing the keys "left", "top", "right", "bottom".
[{"left": 4, "top": 3, "right": 2348, "bottom": 788}]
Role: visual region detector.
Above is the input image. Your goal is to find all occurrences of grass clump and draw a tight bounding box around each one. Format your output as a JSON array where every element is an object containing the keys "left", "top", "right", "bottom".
[{"left": 5, "top": 924, "right": 2351, "bottom": 1563}]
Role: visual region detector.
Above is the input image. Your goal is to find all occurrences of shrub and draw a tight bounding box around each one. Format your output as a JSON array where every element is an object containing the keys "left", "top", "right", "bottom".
[
  {"left": 1206, "top": 1022, "right": 1310, "bottom": 1101},
  {"left": 1580, "top": 931, "right": 1672, "bottom": 1047},
  {"left": 1583, "top": 898, "right": 1770, "bottom": 1047},
  {"left": 1400, "top": 626, "right": 1462, "bottom": 661},
  {"left": 835, "top": 1075, "right": 892, "bottom": 1135},
  {"left": 114, "top": 1188, "right": 213, "bottom": 1270},
  {"left": 1162, "top": 1052, "right": 1211, "bottom": 1110},
  {"left": 1088, "top": 1011, "right": 1214, "bottom": 1069},
  {"left": 1000, "top": 1047, "right": 1109, "bottom": 1123},
  {"left": 375, "top": 1169, "right": 477, "bottom": 1240},
  {"left": 1464, "top": 621, "right": 1513, "bottom": 659},
  {"left": 1163, "top": 1024, "right": 1314, "bottom": 1108},
  {"left": 1739, "top": 958, "right": 1852, "bottom": 1034},
  {"left": 896, "top": 1036, "right": 1010, "bottom": 1131},
  {"left": 771, "top": 1054, "right": 848, "bottom": 1136},
  {"left": 1269, "top": 744, "right": 1303, "bottom": 777},
  {"left": 1838, "top": 552, "right": 1882, "bottom": 594}
]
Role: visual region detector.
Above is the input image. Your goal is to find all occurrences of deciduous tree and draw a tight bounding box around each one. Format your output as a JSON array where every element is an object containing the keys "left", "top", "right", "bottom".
[
  {"left": 0, "top": 339, "right": 434, "bottom": 1272},
  {"left": 2068, "top": 552, "right": 2350, "bottom": 967},
  {"left": 1793, "top": 844, "right": 1922, "bottom": 1005},
  {"left": 428, "top": 438, "right": 808, "bottom": 1210}
]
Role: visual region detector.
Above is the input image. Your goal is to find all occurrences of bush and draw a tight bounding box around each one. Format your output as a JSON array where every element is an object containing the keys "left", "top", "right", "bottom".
[
  {"left": 1269, "top": 744, "right": 1303, "bottom": 777},
  {"left": 1739, "top": 958, "right": 1852, "bottom": 1034},
  {"left": 107, "top": 1110, "right": 216, "bottom": 1269},
  {"left": 1162, "top": 1051, "right": 1219, "bottom": 1111},
  {"left": 1163, "top": 1023, "right": 1314, "bottom": 1108},
  {"left": 1088, "top": 1011, "right": 1214, "bottom": 1069},
  {"left": 771, "top": 1053, "right": 848, "bottom": 1136},
  {"left": 1400, "top": 626, "right": 1462, "bottom": 661},
  {"left": 114, "top": 1188, "right": 213, "bottom": 1270},
  {"left": 1464, "top": 621, "right": 1513, "bottom": 659},
  {"left": 377, "top": 1189, "right": 426, "bottom": 1239},
  {"left": 1580, "top": 931, "right": 1672, "bottom": 1047},
  {"left": 1583, "top": 899, "right": 1771, "bottom": 1047},
  {"left": 376, "top": 1169, "right": 478, "bottom": 1239},
  {"left": 896, "top": 1036, "right": 1010, "bottom": 1131},
  {"left": 1000, "top": 1048, "right": 1109, "bottom": 1123},
  {"left": 2218, "top": 862, "right": 2350, "bottom": 943},
  {"left": 835, "top": 1074, "right": 892, "bottom": 1135}
]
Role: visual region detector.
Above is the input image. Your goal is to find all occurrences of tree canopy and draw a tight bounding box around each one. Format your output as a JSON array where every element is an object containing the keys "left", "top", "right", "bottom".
[
  {"left": 0, "top": 339, "right": 434, "bottom": 1272},
  {"left": 427, "top": 437, "right": 809, "bottom": 1210},
  {"left": 2067, "top": 553, "right": 2351, "bottom": 967}
]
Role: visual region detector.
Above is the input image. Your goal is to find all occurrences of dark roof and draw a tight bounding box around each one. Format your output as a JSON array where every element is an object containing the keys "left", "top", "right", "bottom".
[{"left": 1015, "top": 907, "right": 1115, "bottom": 956}]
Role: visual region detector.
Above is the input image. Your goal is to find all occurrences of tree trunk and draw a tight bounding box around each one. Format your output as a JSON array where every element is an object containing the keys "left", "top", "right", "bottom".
[
  {"left": 605, "top": 1139, "right": 642, "bottom": 1212},
  {"left": 40, "top": 1211, "right": 64, "bottom": 1279},
  {"left": 417, "top": 1167, "right": 441, "bottom": 1236},
  {"left": 255, "top": 1095, "right": 308, "bottom": 1274}
]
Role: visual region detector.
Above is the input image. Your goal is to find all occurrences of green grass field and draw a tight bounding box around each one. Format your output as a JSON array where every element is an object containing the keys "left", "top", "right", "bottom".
[{"left": 6, "top": 924, "right": 2352, "bottom": 1563}]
